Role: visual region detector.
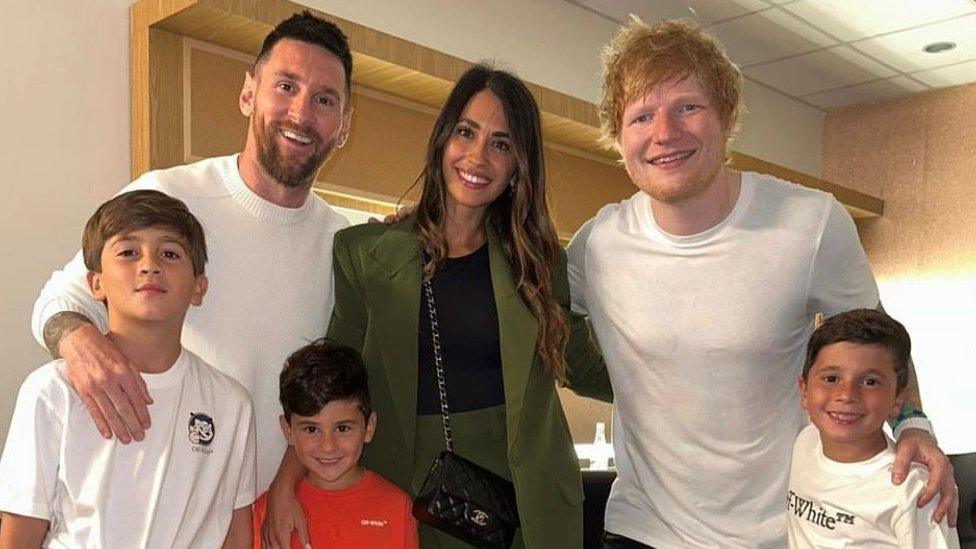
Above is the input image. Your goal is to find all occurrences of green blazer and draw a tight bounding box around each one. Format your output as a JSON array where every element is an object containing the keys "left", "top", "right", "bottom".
[{"left": 327, "top": 217, "right": 612, "bottom": 548}]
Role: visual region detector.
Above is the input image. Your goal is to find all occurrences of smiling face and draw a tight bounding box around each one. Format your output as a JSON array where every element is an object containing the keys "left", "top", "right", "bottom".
[
  {"left": 88, "top": 226, "right": 207, "bottom": 328},
  {"left": 799, "top": 342, "right": 905, "bottom": 463},
  {"left": 440, "top": 89, "right": 516, "bottom": 222},
  {"left": 281, "top": 398, "right": 376, "bottom": 491},
  {"left": 239, "top": 38, "right": 351, "bottom": 190},
  {"left": 618, "top": 73, "right": 728, "bottom": 205}
]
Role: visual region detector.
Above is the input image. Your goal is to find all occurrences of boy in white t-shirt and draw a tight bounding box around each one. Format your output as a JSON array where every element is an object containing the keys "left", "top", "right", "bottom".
[
  {"left": 788, "top": 309, "right": 959, "bottom": 548},
  {"left": 0, "top": 190, "right": 256, "bottom": 548}
]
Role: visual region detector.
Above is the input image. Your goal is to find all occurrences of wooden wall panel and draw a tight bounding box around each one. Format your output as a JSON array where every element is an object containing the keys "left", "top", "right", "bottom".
[
  {"left": 322, "top": 89, "right": 432, "bottom": 204},
  {"left": 149, "top": 28, "right": 184, "bottom": 169},
  {"left": 546, "top": 147, "right": 633, "bottom": 237},
  {"left": 188, "top": 45, "right": 248, "bottom": 159}
]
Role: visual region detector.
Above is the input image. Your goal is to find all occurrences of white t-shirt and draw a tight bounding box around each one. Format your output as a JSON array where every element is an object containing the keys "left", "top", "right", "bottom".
[
  {"left": 787, "top": 424, "right": 959, "bottom": 548},
  {"left": 566, "top": 172, "right": 880, "bottom": 548},
  {"left": 0, "top": 349, "right": 256, "bottom": 548},
  {"left": 31, "top": 154, "right": 350, "bottom": 491}
]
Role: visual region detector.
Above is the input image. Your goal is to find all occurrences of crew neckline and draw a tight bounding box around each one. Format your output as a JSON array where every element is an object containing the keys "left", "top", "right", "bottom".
[
  {"left": 444, "top": 242, "right": 489, "bottom": 263},
  {"left": 140, "top": 348, "right": 190, "bottom": 389},
  {"left": 638, "top": 172, "right": 756, "bottom": 247},
  {"left": 298, "top": 469, "right": 374, "bottom": 498},
  {"left": 815, "top": 429, "right": 894, "bottom": 477},
  {"left": 218, "top": 154, "right": 316, "bottom": 225}
]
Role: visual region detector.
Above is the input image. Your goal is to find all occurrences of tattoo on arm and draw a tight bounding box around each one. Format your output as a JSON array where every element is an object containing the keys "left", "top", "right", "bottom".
[
  {"left": 902, "top": 355, "right": 923, "bottom": 410},
  {"left": 43, "top": 311, "right": 94, "bottom": 359}
]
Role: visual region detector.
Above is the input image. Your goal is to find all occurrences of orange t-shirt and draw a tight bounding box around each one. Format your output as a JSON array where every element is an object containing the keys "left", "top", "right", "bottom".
[{"left": 253, "top": 470, "right": 418, "bottom": 549}]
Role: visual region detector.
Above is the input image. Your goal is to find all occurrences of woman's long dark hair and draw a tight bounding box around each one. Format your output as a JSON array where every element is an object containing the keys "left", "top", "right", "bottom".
[{"left": 413, "top": 63, "right": 569, "bottom": 383}]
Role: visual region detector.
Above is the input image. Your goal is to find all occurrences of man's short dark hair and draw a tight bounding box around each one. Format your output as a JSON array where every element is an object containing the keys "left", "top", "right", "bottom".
[
  {"left": 279, "top": 338, "right": 371, "bottom": 421},
  {"left": 803, "top": 309, "right": 912, "bottom": 392},
  {"left": 256, "top": 10, "right": 353, "bottom": 96},
  {"left": 82, "top": 190, "right": 207, "bottom": 276}
]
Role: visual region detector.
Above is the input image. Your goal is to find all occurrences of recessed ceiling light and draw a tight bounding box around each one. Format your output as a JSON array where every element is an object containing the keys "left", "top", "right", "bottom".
[{"left": 923, "top": 41, "right": 956, "bottom": 54}]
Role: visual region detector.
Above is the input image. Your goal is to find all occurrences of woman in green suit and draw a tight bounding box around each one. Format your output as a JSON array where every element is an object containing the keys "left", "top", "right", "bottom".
[{"left": 329, "top": 64, "right": 611, "bottom": 548}]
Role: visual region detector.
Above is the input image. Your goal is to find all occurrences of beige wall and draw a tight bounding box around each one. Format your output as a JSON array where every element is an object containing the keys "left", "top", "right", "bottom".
[
  {"left": 823, "top": 82, "right": 976, "bottom": 454},
  {"left": 0, "top": 0, "right": 132, "bottom": 442},
  {"left": 0, "top": 0, "right": 827, "bottom": 445}
]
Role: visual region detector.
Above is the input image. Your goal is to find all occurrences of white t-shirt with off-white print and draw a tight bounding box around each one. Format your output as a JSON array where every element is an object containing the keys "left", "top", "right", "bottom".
[{"left": 787, "top": 424, "right": 959, "bottom": 549}]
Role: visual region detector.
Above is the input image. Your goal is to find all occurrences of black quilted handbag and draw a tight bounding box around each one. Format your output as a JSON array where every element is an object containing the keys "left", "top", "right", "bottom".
[
  {"left": 412, "top": 272, "right": 520, "bottom": 548},
  {"left": 413, "top": 449, "right": 520, "bottom": 548}
]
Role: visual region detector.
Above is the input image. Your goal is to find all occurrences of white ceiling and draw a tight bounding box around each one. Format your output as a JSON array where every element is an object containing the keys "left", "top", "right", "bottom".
[{"left": 567, "top": 0, "right": 976, "bottom": 110}]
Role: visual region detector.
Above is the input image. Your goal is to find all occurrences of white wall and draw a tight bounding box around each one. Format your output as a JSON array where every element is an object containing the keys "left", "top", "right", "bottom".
[
  {"left": 0, "top": 0, "right": 826, "bottom": 442},
  {"left": 0, "top": 0, "right": 132, "bottom": 440},
  {"left": 307, "top": 0, "right": 618, "bottom": 104},
  {"left": 310, "top": 0, "right": 825, "bottom": 175},
  {"left": 736, "top": 80, "right": 824, "bottom": 176}
]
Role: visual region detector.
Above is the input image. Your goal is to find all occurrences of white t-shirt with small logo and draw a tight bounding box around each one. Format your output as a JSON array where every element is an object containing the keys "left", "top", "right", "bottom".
[{"left": 0, "top": 349, "right": 256, "bottom": 548}]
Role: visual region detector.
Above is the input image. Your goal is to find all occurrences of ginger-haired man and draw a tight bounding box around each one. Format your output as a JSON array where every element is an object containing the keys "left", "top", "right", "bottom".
[{"left": 567, "top": 18, "right": 956, "bottom": 548}]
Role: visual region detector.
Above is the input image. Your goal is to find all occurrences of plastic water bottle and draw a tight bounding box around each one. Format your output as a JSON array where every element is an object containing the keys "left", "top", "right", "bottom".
[{"left": 591, "top": 422, "right": 610, "bottom": 470}]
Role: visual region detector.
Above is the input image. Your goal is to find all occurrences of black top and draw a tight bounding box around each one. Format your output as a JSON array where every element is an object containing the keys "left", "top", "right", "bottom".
[{"left": 417, "top": 243, "right": 506, "bottom": 415}]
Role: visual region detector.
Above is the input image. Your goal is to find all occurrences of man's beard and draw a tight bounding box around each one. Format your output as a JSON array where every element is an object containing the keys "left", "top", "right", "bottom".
[
  {"left": 256, "top": 119, "right": 331, "bottom": 189},
  {"left": 636, "top": 154, "right": 724, "bottom": 205}
]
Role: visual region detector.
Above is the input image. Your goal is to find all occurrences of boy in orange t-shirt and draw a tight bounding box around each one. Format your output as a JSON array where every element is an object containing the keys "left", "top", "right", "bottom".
[{"left": 253, "top": 339, "right": 417, "bottom": 548}]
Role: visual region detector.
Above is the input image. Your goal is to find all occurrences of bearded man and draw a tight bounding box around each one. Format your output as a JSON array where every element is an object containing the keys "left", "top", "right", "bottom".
[{"left": 32, "top": 11, "right": 353, "bottom": 494}]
